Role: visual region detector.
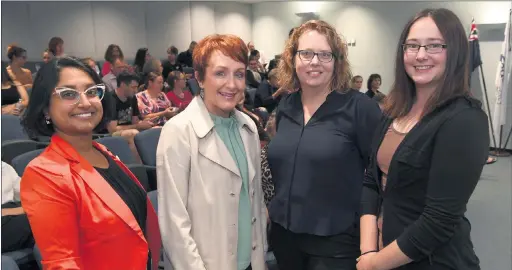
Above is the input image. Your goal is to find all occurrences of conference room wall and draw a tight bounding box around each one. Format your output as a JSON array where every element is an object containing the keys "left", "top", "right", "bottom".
[
  {"left": 1, "top": 1, "right": 252, "bottom": 62},
  {"left": 253, "top": 1, "right": 512, "bottom": 149}
]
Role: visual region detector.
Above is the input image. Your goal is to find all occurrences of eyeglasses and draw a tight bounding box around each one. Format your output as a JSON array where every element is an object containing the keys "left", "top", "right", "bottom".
[
  {"left": 296, "top": 50, "right": 335, "bottom": 63},
  {"left": 53, "top": 84, "right": 106, "bottom": 105},
  {"left": 402, "top": 44, "right": 447, "bottom": 54}
]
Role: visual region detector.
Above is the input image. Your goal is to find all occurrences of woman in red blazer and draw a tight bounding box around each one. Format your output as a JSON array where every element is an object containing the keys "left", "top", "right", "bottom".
[{"left": 20, "top": 56, "right": 160, "bottom": 270}]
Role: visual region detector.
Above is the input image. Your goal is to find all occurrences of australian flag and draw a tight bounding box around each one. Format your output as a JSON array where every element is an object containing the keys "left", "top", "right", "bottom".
[{"left": 469, "top": 19, "right": 482, "bottom": 75}]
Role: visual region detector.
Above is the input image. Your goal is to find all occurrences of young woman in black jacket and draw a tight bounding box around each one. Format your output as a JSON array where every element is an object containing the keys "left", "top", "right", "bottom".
[{"left": 357, "top": 8, "right": 489, "bottom": 270}]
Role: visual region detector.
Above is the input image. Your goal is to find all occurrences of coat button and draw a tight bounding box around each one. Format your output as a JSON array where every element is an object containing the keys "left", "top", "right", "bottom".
[
  {"left": 251, "top": 190, "right": 255, "bottom": 197},
  {"left": 230, "top": 192, "right": 235, "bottom": 197},
  {"left": 251, "top": 217, "right": 256, "bottom": 224},
  {"left": 252, "top": 245, "right": 257, "bottom": 250}
]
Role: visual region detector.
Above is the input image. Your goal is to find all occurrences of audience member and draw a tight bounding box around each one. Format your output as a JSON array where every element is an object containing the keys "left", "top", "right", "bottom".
[
  {"left": 134, "top": 48, "right": 150, "bottom": 74},
  {"left": 358, "top": 8, "right": 489, "bottom": 270},
  {"left": 81, "top": 57, "right": 100, "bottom": 75},
  {"left": 372, "top": 92, "right": 386, "bottom": 109},
  {"left": 136, "top": 72, "right": 176, "bottom": 126},
  {"left": 42, "top": 49, "right": 52, "bottom": 64},
  {"left": 156, "top": 34, "right": 267, "bottom": 270},
  {"left": 365, "top": 73, "right": 383, "bottom": 98},
  {"left": 102, "top": 57, "right": 128, "bottom": 91},
  {"left": 165, "top": 71, "right": 192, "bottom": 111},
  {"left": 1, "top": 161, "right": 34, "bottom": 253},
  {"left": 260, "top": 111, "right": 276, "bottom": 206},
  {"left": 102, "top": 44, "right": 124, "bottom": 77},
  {"left": 247, "top": 41, "right": 267, "bottom": 67},
  {"left": 177, "top": 41, "right": 197, "bottom": 67},
  {"left": 267, "top": 54, "right": 281, "bottom": 72},
  {"left": 20, "top": 56, "right": 161, "bottom": 269},
  {"left": 237, "top": 92, "right": 269, "bottom": 144},
  {"left": 106, "top": 71, "right": 154, "bottom": 163},
  {"left": 351, "top": 75, "right": 363, "bottom": 91},
  {"left": 6, "top": 44, "right": 32, "bottom": 88},
  {"left": 1, "top": 62, "right": 29, "bottom": 116},
  {"left": 267, "top": 20, "right": 382, "bottom": 270},
  {"left": 48, "top": 36, "right": 64, "bottom": 57},
  {"left": 246, "top": 56, "right": 265, "bottom": 88},
  {"left": 254, "top": 68, "right": 280, "bottom": 113},
  {"left": 162, "top": 45, "right": 183, "bottom": 81}
]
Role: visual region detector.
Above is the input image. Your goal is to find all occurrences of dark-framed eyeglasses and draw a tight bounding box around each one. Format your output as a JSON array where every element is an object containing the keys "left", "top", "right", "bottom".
[
  {"left": 402, "top": 44, "right": 447, "bottom": 54},
  {"left": 53, "top": 84, "right": 106, "bottom": 105},
  {"left": 296, "top": 50, "right": 335, "bottom": 63}
]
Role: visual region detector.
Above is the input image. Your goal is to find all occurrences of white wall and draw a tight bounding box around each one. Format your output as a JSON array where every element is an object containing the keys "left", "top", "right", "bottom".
[
  {"left": 1, "top": 1, "right": 252, "bottom": 61},
  {"left": 253, "top": 1, "right": 512, "bottom": 149}
]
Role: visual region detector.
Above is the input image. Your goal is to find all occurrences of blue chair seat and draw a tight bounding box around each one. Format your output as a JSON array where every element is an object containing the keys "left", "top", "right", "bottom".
[{"left": 2, "top": 247, "right": 34, "bottom": 266}]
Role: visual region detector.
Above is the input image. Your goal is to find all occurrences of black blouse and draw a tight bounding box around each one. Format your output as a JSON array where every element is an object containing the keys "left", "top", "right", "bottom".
[
  {"left": 1, "top": 85, "right": 20, "bottom": 106},
  {"left": 267, "top": 89, "right": 382, "bottom": 236},
  {"left": 94, "top": 151, "right": 148, "bottom": 234}
]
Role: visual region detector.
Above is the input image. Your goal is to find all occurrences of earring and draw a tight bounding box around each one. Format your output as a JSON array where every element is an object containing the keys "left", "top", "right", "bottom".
[
  {"left": 45, "top": 116, "right": 51, "bottom": 125},
  {"left": 199, "top": 88, "right": 205, "bottom": 99}
]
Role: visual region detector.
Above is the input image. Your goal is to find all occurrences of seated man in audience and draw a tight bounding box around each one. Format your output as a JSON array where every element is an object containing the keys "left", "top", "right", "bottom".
[
  {"left": 246, "top": 56, "right": 265, "bottom": 88},
  {"left": 106, "top": 71, "right": 155, "bottom": 163},
  {"left": 2, "top": 161, "right": 34, "bottom": 253},
  {"left": 102, "top": 57, "right": 128, "bottom": 91},
  {"left": 254, "top": 68, "right": 280, "bottom": 114},
  {"left": 177, "top": 41, "right": 196, "bottom": 67}
]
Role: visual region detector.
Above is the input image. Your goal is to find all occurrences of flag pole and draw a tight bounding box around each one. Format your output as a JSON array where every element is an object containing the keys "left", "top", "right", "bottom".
[{"left": 469, "top": 17, "right": 500, "bottom": 154}]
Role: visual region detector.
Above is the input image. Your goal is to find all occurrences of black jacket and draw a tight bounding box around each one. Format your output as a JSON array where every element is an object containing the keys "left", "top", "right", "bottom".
[
  {"left": 267, "top": 89, "right": 382, "bottom": 236},
  {"left": 254, "top": 80, "right": 279, "bottom": 113},
  {"left": 361, "top": 96, "right": 489, "bottom": 269}
]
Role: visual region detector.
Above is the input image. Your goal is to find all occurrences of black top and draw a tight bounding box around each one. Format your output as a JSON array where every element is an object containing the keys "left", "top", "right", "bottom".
[
  {"left": 162, "top": 60, "right": 183, "bottom": 81},
  {"left": 267, "top": 89, "right": 382, "bottom": 236},
  {"left": 177, "top": 50, "right": 193, "bottom": 68},
  {"left": 254, "top": 80, "right": 279, "bottom": 113},
  {"left": 94, "top": 151, "right": 147, "bottom": 234},
  {"left": 110, "top": 91, "right": 141, "bottom": 126},
  {"left": 361, "top": 96, "right": 489, "bottom": 269},
  {"left": 365, "top": 89, "right": 385, "bottom": 99},
  {"left": 1, "top": 85, "right": 20, "bottom": 106}
]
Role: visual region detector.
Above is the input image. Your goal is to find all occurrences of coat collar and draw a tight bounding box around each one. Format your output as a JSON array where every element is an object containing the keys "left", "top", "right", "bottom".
[
  {"left": 49, "top": 135, "right": 161, "bottom": 270},
  {"left": 186, "top": 96, "right": 257, "bottom": 183},
  {"left": 188, "top": 96, "right": 256, "bottom": 138}
]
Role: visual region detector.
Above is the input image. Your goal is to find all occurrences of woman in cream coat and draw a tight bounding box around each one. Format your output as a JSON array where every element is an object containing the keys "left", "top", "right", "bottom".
[{"left": 156, "top": 34, "right": 267, "bottom": 270}]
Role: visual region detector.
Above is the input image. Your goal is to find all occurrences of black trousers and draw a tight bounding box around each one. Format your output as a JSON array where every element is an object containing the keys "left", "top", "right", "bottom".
[
  {"left": 1, "top": 213, "right": 34, "bottom": 253},
  {"left": 269, "top": 222, "right": 360, "bottom": 270}
]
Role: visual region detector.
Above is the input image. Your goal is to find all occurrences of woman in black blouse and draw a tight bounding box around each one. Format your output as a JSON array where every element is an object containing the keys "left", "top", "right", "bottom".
[
  {"left": 357, "top": 8, "right": 489, "bottom": 270},
  {"left": 267, "top": 20, "right": 382, "bottom": 269},
  {"left": 365, "top": 74, "right": 384, "bottom": 99}
]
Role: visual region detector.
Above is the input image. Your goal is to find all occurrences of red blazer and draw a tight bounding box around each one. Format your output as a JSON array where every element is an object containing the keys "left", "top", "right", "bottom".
[{"left": 20, "top": 135, "right": 161, "bottom": 270}]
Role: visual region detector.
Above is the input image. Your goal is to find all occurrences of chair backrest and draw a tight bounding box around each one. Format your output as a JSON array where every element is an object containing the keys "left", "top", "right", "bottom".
[
  {"left": 187, "top": 78, "right": 200, "bottom": 96},
  {"left": 1, "top": 255, "right": 20, "bottom": 270},
  {"left": 33, "top": 245, "right": 42, "bottom": 269},
  {"left": 1, "top": 114, "right": 29, "bottom": 142},
  {"left": 11, "top": 149, "right": 44, "bottom": 176},
  {"left": 95, "top": 136, "right": 137, "bottom": 164},
  {"left": 134, "top": 128, "right": 161, "bottom": 167},
  {"left": 148, "top": 190, "right": 158, "bottom": 212}
]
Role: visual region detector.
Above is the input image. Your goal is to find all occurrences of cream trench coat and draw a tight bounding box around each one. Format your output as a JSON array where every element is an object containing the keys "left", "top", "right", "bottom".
[{"left": 156, "top": 97, "right": 267, "bottom": 270}]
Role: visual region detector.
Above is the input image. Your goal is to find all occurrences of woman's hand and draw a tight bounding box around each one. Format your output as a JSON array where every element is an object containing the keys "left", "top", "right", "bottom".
[
  {"left": 2, "top": 104, "right": 18, "bottom": 115},
  {"left": 356, "top": 252, "right": 378, "bottom": 270}
]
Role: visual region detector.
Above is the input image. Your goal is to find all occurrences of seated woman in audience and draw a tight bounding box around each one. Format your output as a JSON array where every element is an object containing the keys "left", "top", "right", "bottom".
[
  {"left": 81, "top": 57, "right": 100, "bottom": 75},
  {"left": 1, "top": 161, "right": 35, "bottom": 254},
  {"left": 351, "top": 75, "right": 363, "bottom": 91},
  {"left": 134, "top": 48, "right": 150, "bottom": 74},
  {"left": 237, "top": 92, "right": 268, "bottom": 145},
  {"left": 156, "top": 34, "right": 267, "bottom": 270},
  {"left": 365, "top": 73, "right": 384, "bottom": 98},
  {"left": 260, "top": 111, "right": 276, "bottom": 206},
  {"left": 358, "top": 8, "right": 489, "bottom": 270},
  {"left": 42, "top": 49, "right": 52, "bottom": 64},
  {"left": 20, "top": 56, "right": 161, "bottom": 270},
  {"left": 48, "top": 37, "right": 64, "bottom": 57},
  {"left": 141, "top": 58, "right": 164, "bottom": 87},
  {"left": 136, "top": 72, "right": 177, "bottom": 126},
  {"left": 102, "top": 44, "right": 124, "bottom": 77},
  {"left": 165, "top": 70, "right": 193, "bottom": 111},
  {"left": 1, "top": 62, "right": 29, "bottom": 116},
  {"left": 6, "top": 44, "right": 33, "bottom": 89}
]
